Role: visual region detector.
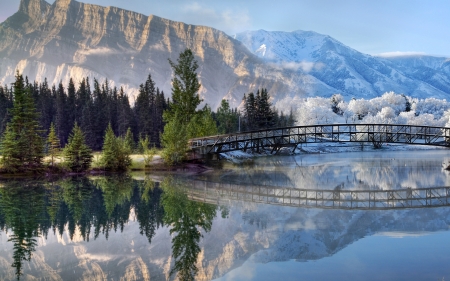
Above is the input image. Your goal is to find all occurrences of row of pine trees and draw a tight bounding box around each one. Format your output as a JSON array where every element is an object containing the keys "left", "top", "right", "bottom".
[
  {"left": 0, "top": 73, "right": 167, "bottom": 150},
  {"left": 0, "top": 49, "right": 295, "bottom": 173}
]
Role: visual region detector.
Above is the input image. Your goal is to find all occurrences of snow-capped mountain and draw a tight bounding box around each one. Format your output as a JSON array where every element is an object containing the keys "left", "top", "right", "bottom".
[
  {"left": 1, "top": 0, "right": 449, "bottom": 110},
  {"left": 236, "top": 30, "right": 450, "bottom": 100}
]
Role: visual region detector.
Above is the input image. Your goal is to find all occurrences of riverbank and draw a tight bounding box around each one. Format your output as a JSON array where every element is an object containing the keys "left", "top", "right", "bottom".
[{"left": 0, "top": 153, "right": 213, "bottom": 179}]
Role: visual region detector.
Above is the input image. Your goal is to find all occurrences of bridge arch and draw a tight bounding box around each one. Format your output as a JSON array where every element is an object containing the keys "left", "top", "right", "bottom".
[{"left": 189, "top": 124, "right": 450, "bottom": 156}]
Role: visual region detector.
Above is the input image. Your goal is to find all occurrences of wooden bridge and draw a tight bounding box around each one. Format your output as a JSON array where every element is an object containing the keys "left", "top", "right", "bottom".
[
  {"left": 183, "top": 180, "right": 450, "bottom": 210},
  {"left": 189, "top": 124, "right": 450, "bottom": 156}
]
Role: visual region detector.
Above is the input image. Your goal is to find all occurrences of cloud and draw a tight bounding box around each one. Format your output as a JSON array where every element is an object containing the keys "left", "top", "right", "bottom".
[
  {"left": 270, "top": 61, "right": 325, "bottom": 72},
  {"left": 375, "top": 231, "right": 432, "bottom": 238},
  {"left": 77, "top": 47, "right": 134, "bottom": 56},
  {"left": 375, "top": 51, "right": 427, "bottom": 58},
  {"left": 182, "top": 2, "right": 251, "bottom": 35}
]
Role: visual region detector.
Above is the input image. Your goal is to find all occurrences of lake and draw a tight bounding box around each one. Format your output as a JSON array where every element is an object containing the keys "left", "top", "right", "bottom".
[{"left": 1, "top": 150, "right": 450, "bottom": 280}]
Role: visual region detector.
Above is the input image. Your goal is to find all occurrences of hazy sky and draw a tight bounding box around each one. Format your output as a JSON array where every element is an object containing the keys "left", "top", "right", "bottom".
[{"left": 1, "top": 0, "right": 449, "bottom": 57}]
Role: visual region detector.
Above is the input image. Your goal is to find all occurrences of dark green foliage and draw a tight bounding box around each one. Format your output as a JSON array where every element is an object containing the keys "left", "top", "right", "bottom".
[
  {"left": 242, "top": 88, "right": 275, "bottom": 131},
  {"left": 134, "top": 75, "right": 167, "bottom": 147},
  {"left": 402, "top": 94, "right": 412, "bottom": 112},
  {"left": 55, "top": 81, "right": 68, "bottom": 145},
  {"left": 215, "top": 99, "right": 239, "bottom": 134},
  {"left": 63, "top": 123, "right": 93, "bottom": 172},
  {"left": 117, "top": 87, "right": 134, "bottom": 137},
  {"left": 0, "top": 72, "right": 169, "bottom": 154},
  {"left": 0, "top": 84, "right": 13, "bottom": 135},
  {"left": 0, "top": 72, "right": 44, "bottom": 173}
]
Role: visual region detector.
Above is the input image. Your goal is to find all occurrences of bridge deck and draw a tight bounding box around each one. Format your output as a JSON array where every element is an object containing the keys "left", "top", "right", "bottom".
[{"left": 189, "top": 124, "right": 450, "bottom": 155}]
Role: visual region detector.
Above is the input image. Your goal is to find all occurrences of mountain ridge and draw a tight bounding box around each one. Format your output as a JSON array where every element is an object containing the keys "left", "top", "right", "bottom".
[{"left": 1, "top": 0, "right": 450, "bottom": 109}]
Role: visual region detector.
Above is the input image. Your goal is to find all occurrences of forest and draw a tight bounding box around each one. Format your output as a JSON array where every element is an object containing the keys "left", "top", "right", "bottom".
[{"left": 0, "top": 49, "right": 295, "bottom": 173}]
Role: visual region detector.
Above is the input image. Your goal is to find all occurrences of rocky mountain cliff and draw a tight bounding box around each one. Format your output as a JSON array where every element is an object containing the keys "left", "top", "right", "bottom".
[
  {"left": 1, "top": 0, "right": 449, "bottom": 110},
  {"left": 0, "top": 0, "right": 333, "bottom": 109}
]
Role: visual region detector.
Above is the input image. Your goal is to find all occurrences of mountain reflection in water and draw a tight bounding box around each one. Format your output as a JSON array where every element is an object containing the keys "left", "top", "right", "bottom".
[
  {"left": 1, "top": 151, "right": 450, "bottom": 281},
  {"left": 0, "top": 176, "right": 219, "bottom": 281}
]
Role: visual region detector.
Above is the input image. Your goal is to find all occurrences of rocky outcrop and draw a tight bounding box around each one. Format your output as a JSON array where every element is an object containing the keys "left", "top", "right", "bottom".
[{"left": 0, "top": 0, "right": 330, "bottom": 108}]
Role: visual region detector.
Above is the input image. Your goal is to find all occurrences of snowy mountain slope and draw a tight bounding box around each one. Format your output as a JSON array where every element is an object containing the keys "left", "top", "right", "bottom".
[
  {"left": 1, "top": 0, "right": 449, "bottom": 110},
  {"left": 0, "top": 0, "right": 337, "bottom": 109},
  {"left": 236, "top": 30, "right": 450, "bottom": 100}
]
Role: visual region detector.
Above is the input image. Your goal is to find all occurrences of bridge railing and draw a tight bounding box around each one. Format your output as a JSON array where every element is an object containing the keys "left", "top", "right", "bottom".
[
  {"left": 189, "top": 124, "right": 450, "bottom": 154},
  {"left": 183, "top": 179, "right": 450, "bottom": 210}
]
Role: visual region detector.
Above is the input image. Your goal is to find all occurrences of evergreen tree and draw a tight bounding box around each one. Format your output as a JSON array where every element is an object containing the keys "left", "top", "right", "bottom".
[
  {"left": 63, "top": 123, "right": 93, "bottom": 172},
  {"left": 55, "top": 81, "right": 68, "bottom": 145},
  {"left": 47, "top": 122, "right": 60, "bottom": 167},
  {"left": 124, "top": 127, "right": 134, "bottom": 153},
  {"left": 161, "top": 115, "right": 188, "bottom": 166},
  {"left": 117, "top": 87, "right": 134, "bottom": 137},
  {"left": 37, "top": 78, "right": 55, "bottom": 134},
  {"left": 0, "top": 85, "right": 13, "bottom": 135},
  {"left": 242, "top": 88, "right": 274, "bottom": 130},
  {"left": 100, "top": 123, "right": 131, "bottom": 171},
  {"left": 0, "top": 72, "right": 44, "bottom": 173},
  {"left": 66, "top": 78, "right": 77, "bottom": 133},
  {"left": 215, "top": 99, "right": 239, "bottom": 134},
  {"left": 165, "top": 49, "right": 201, "bottom": 124},
  {"left": 161, "top": 49, "right": 217, "bottom": 164}
]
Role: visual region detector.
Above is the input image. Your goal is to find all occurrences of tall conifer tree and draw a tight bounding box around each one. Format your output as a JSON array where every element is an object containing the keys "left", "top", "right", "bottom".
[{"left": 0, "top": 72, "right": 44, "bottom": 172}]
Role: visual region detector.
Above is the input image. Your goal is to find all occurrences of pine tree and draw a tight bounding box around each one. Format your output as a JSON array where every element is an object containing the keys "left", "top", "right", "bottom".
[
  {"left": 124, "top": 127, "right": 134, "bottom": 153},
  {"left": 165, "top": 49, "right": 202, "bottom": 124},
  {"left": 0, "top": 85, "right": 13, "bottom": 135},
  {"left": 100, "top": 123, "right": 131, "bottom": 171},
  {"left": 161, "top": 49, "right": 217, "bottom": 164},
  {"left": 0, "top": 72, "right": 44, "bottom": 173},
  {"left": 55, "top": 81, "right": 68, "bottom": 145},
  {"left": 100, "top": 123, "right": 117, "bottom": 170},
  {"left": 47, "top": 122, "right": 60, "bottom": 167},
  {"left": 216, "top": 99, "right": 239, "bottom": 134},
  {"left": 63, "top": 123, "right": 93, "bottom": 172},
  {"left": 117, "top": 87, "right": 134, "bottom": 137},
  {"left": 0, "top": 125, "right": 21, "bottom": 172}
]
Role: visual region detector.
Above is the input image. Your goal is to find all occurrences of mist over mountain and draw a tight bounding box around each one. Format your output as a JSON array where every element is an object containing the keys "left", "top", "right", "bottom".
[
  {"left": 236, "top": 30, "right": 450, "bottom": 101},
  {"left": 1, "top": 0, "right": 449, "bottom": 110}
]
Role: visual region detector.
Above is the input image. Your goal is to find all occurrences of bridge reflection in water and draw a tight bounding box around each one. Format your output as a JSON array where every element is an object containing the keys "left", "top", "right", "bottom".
[
  {"left": 184, "top": 180, "right": 450, "bottom": 210},
  {"left": 189, "top": 124, "right": 450, "bottom": 155}
]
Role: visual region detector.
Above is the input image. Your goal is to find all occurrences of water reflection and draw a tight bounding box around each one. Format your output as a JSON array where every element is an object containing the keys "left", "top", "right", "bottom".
[
  {"left": 0, "top": 159, "right": 450, "bottom": 280},
  {"left": 199, "top": 150, "right": 450, "bottom": 190},
  {"left": 162, "top": 177, "right": 217, "bottom": 280},
  {"left": 0, "top": 176, "right": 217, "bottom": 281}
]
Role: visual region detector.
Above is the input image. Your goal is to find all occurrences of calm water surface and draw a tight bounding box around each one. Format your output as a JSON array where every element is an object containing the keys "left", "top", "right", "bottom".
[{"left": 1, "top": 150, "right": 450, "bottom": 280}]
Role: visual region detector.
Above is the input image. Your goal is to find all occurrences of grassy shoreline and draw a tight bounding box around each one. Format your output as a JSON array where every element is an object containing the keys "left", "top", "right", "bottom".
[{"left": 0, "top": 153, "right": 211, "bottom": 179}]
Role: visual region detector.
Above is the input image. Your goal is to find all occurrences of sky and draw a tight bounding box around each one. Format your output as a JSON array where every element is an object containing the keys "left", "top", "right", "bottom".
[{"left": 1, "top": 0, "right": 450, "bottom": 58}]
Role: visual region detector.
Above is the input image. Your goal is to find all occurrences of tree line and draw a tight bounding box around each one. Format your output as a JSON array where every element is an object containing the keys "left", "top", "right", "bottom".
[
  {"left": 0, "top": 73, "right": 167, "bottom": 150},
  {"left": 0, "top": 49, "right": 295, "bottom": 173}
]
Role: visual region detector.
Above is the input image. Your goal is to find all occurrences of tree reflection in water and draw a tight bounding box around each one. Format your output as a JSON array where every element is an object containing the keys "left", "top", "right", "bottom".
[
  {"left": 0, "top": 182, "right": 47, "bottom": 279},
  {"left": 0, "top": 176, "right": 217, "bottom": 281},
  {"left": 162, "top": 177, "right": 217, "bottom": 281}
]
